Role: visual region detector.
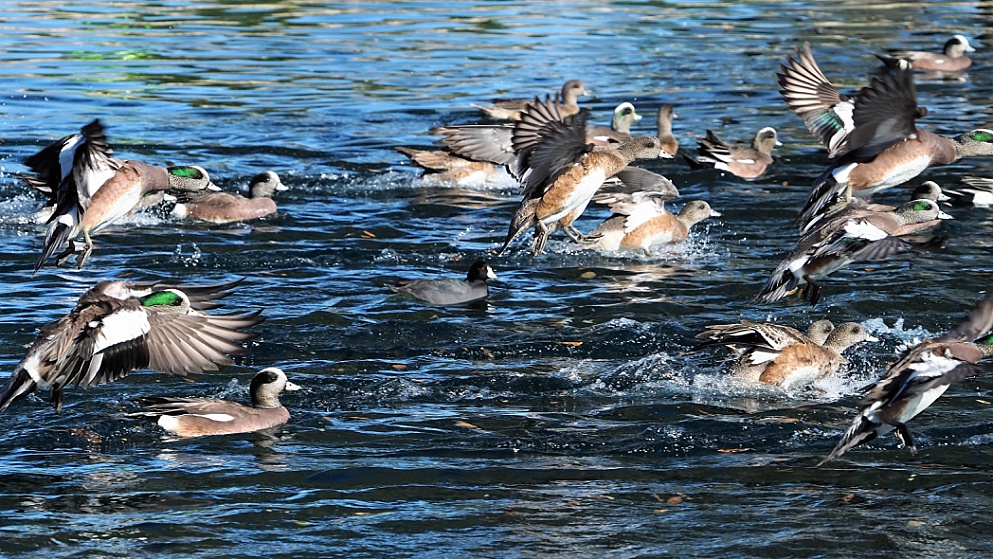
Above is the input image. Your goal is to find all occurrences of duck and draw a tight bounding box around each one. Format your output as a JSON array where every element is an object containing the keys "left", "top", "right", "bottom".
[
  {"left": 801, "top": 180, "right": 949, "bottom": 235},
  {"left": 876, "top": 34, "right": 975, "bottom": 72},
  {"left": 819, "top": 291, "right": 993, "bottom": 465},
  {"left": 777, "top": 43, "right": 993, "bottom": 230},
  {"left": 655, "top": 104, "right": 679, "bottom": 157},
  {"left": 389, "top": 260, "right": 498, "bottom": 305},
  {"left": 397, "top": 103, "right": 642, "bottom": 187},
  {"left": 683, "top": 127, "right": 781, "bottom": 179},
  {"left": 171, "top": 170, "right": 286, "bottom": 224},
  {"left": 585, "top": 102, "right": 643, "bottom": 145},
  {"left": 71, "top": 162, "right": 217, "bottom": 268},
  {"left": 584, "top": 196, "right": 719, "bottom": 254},
  {"left": 755, "top": 199, "right": 952, "bottom": 305},
  {"left": 395, "top": 146, "right": 500, "bottom": 186},
  {"left": 944, "top": 176, "right": 993, "bottom": 207},
  {"left": 438, "top": 97, "right": 673, "bottom": 255},
  {"left": 129, "top": 367, "right": 300, "bottom": 437},
  {"left": 24, "top": 120, "right": 219, "bottom": 270},
  {"left": 697, "top": 320, "right": 876, "bottom": 390},
  {"left": 472, "top": 79, "right": 590, "bottom": 121},
  {"left": 22, "top": 119, "right": 121, "bottom": 269},
  {"left": 0, "top": 279, "right": 266, "bottom": 413}
]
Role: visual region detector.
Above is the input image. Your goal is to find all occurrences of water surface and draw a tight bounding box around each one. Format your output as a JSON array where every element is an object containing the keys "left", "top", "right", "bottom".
[{"left": 2, "top": 2, "right": 993, "bottom": 558}]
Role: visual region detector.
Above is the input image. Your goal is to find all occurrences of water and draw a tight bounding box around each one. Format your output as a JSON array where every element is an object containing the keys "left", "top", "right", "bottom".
[{"left": 2, "top": 1, "right": 993, "bottom": 557}]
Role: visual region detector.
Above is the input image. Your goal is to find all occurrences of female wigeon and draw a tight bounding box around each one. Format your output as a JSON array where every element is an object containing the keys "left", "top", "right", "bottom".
[
  {"left": 656, "top": 104, "right": 679, "bottom": 157},
  {"left": 171, "top": 170, "right": 286, "bottom": 225},
  {"left": 684, "top": 127, "right": 780, "bottom": 179},
  {"left": 778, "top": 43, "right": 993, "bottom": 230},
  {"left": 396, "top": 146, "right": 499, "bottom": 186},
  {"left": 473, "top": 79, "right": 590, "bottom": 121},
  {"left": 131, "top": 367, "right": 300, "bottom": 437},
  {"left": 0, "top": 279, "right": 265, "bottom": 413},
  {"left": 819, "top": 291, "right": 993, "bottom": 465},
  {"left": 697, "top": 320, "right": 876, "bottom": 390},
  {"left": 585, "top": 195, "right": 719, "bottom": 254},
  {"left": 876, "top": 34, "right": 975, "bottom": 72},
  {"left": 389, "top": 260, "right": 498, "bottom": 306},
  {"left": 756, "top": 199, "right": 952, "bottom": 305}
]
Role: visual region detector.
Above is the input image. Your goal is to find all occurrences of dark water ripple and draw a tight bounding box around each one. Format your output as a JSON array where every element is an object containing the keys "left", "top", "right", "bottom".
[{"left": 3, "top": 1, "right": 993, "bottom": 558}]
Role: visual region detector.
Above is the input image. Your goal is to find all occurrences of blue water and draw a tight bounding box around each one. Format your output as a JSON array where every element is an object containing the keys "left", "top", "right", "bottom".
[{"left": 2, "top": 1, "right": 993, "bottom": 557}]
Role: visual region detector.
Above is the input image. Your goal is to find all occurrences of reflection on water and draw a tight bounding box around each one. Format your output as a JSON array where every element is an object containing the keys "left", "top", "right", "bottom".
[{"left": 3, "top": 1, "right": 993, "bottom": 558}]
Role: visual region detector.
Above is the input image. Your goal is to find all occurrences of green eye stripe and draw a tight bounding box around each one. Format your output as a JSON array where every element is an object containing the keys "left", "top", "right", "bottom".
[
  {"left": 169, "top": 166, "right": 204, "bottom": 179},
  {"left": 140, "top": 291, "right": 183, "bottom": 307}
]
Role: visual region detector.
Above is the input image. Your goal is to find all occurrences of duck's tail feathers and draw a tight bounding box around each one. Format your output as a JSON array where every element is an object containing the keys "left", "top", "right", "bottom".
[
  {"left": 34, "top": 216, "right": 77, "bottom": 273},
  {"left": 754, "top": 267, "right": 799, "bottom": 304},
  {"left": 498, "top": 200, "right": 540, "bottom": 255},
  {"left": 817, "top": 415, "right": 879, "bottom": 466},
  {"left": 0, "top": 370, "right": 39, "bottom": 414}
]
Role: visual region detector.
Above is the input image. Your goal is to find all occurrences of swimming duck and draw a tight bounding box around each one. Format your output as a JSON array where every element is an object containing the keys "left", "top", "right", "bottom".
[
  {"left": 0, "top": 279, "right": 265, "bottom": 413},
  {"left": 389, "top": 260, "right": 498, "bottom": 305},
  {"left": 584, "top": 196, "right": 719, "bottom": 254},
  {"left": 171, "top": 170, "right": 286, "bottom": 224},
  {"left": 944, "top": 176, "right": 993, "bottom": 207},
  {"left": 130, "top": 367, "right": 300, "bottom": 437},
  {"left": 755, "top": 199, "right": 952, "bottom": 305},
  {"left": 697, "top": 320, "right": 876, "bottom": 390},
  {"left": 656, "top": 104, "right": 679, "bottom": 157},
  {"left": 473, "top": 79, "right": 590, "bottom": 121},
  {"left": 778, "top": 43, "right": 993, "bottom": 230},
  {"left": 395, "top": 146, "right": 500, "bottom": 186},
  {"left": 876, "top": 34, "right": 975, "bottom": 72},
  {"left": 819, "top": 291, "right": 993, "bottom": 465},
  {"left": 684, "top": 127, "right": 781, "bottom": 179}
]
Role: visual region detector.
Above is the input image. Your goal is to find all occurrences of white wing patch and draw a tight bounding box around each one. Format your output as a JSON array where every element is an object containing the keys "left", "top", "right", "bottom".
[
  {"left": 93, "top": 308, "right": 151, "bottom": 353},
  {"left": 843, "top": 219, "right": 888, "bottom": 241}
]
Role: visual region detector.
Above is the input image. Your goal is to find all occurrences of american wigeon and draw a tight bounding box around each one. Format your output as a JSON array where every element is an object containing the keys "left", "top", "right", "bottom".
[
  {"left": 684, "top": 127, "right": 781, "bottom": 179},
  {"left": 130, "top": 367, "right": 300, "bottom": 437},
  {"left": 389, "top": 259, "right": 497, "bottom": 305},
  {"left": 71, "top": 162, "right": 217, "bottom": 268},
  {"left": 876, "top": 34, "right": 975, "bottom": 72},
  {"left": 802, "top": 180, "right": 949, "bottom": 234},
  {"left": 778, "top": 43, "right": 993, "bottom": 230},
  {"left": 656, "top": 104, "right": 679, "bottom": 156},
  {"left": 473, "top": 79, "right": 590, "bottom": 121},
  {"left": 697, "top": 320, "right": 876, "bottom": 390},
  {"left": 171, "top": 170, "right": 286, "bottom": 225},
  {"left": 819, "top": 291, "right": 993, "bottom": 465},
  {"left": 945, "top": 176, "right": 993, "bottom": 207},
  {"left": 585, "top": 196, "right": 718, "bottom": 254},
  {"left": 438, "top": 97, "right": 672, "bottom": 255},
  {"left": 23, "top": 120, "right": 121, "bottom": 269},
  {"left": 586, "top": 102, "right": 642, "bottom": 145},
  {"left": 25, "top": 122, "right": 219, "bottom": 270},
  {"left": 396, "top": 146, "right": 499, "bottom": 186},
  {"left": 0, "top": 279, "right": 265, "bottom": 413},
  {"left": 755, "top": 199, "right": 952, "bottom": 305},
  {"left": 507, "top": 99, "right": 670, "bottom": 255}
]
